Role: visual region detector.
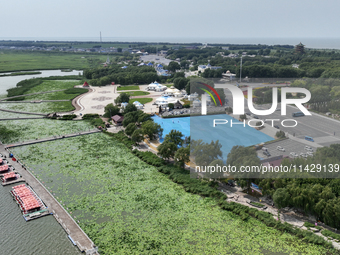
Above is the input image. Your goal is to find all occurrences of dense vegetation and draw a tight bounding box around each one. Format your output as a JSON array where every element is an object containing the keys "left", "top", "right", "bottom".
[
  {"left": 227, "top": 144, "right": 340, "bottom": 229},
  {"left": 84, "top": 65, "right": 161, "bottom": 86}
]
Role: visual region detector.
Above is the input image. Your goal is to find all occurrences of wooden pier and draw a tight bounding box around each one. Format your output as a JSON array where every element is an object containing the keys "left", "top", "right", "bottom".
[
  {"left": 6, "top": 129, "right": 101, "bottom": 148},
  {"left": 0, "top": 143, "right": 99, "bottom": 254}
]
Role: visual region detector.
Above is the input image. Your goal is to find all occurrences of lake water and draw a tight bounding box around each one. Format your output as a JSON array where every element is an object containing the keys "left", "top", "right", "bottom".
[
  {"left": 0, "top": 70, "right": 83, "bottom": 255},
  {"left": 0, "top": 183, "right": 81, "bottom": 255},
  {"left": 0, "top": 69, "right": 82, "bottom": 96}
]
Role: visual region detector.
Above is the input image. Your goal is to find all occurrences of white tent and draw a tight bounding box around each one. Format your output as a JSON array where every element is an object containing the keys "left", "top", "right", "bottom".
[
  {"left": 146, "top": 81, "right": 167, "bottom": 91},
  {"left": 174, "top": 92, "right": 182, "bottom": 98},
  {"left": 164, "top": 86, "right": 179, "bottom": 96},
  {"left": 133, "top": 101, "right": 144, "bottom": 109},
  {"left": 155, "top": 96, "right": 177, "bottom": 106}
]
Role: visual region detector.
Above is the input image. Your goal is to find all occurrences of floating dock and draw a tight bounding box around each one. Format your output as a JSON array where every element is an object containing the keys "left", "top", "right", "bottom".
[
  {"left": 0, "top": 143, "right": 99, "bottom": 254},
  {"left": 10, "top": 184, "right": 50, "bottom": 221}
]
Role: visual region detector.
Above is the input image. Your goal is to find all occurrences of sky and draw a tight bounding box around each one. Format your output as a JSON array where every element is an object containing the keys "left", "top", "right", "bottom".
[{"left": 1, "top": 0, "right": 340, "bottom": 42}]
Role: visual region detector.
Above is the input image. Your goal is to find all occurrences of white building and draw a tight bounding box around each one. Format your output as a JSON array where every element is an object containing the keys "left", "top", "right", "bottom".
[
  {"left": 146, "top": 81, "right": 167, "bottom": 91},
  {"left": 222, "top": 70, "right": 236, "bottom": 81}
]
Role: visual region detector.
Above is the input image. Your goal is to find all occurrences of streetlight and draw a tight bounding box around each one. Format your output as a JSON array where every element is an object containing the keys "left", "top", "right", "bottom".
[{"left": 239, "top": 56, "right": 243, "bottom": 83}]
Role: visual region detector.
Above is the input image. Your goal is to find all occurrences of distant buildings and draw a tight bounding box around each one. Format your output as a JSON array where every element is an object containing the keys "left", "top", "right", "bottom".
[
  {"left": 222, "top": 70, "right": 236, "bottom": 81},
  {"left": 198, "top": 63, "right": 222, "bottom": 72},
  {"left": 295, "top": 42, "right": 305, "bottom": 54}
]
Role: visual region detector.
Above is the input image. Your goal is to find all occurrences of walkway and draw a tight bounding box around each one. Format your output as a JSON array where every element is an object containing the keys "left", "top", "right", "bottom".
[
  {"left": 0, "top": 117, "right": 46, "bottom": 121},
  {"left": 0, "top": 90, "right": 67, "bottom": 101},
  {"left": 0, "top": 143, "right": 98, "bottom": 254},
  {"left": 0, "top": 107, "right": 48, "bottom": 116},
  {"left": 6, "top": 129, "right": 101, "bottom": 148}
]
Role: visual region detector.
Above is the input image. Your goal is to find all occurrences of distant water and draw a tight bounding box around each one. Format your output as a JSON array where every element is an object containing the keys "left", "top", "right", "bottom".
[
  {"left": 0, "top": 70, "right": 82, "bottom": 95},
  {"left": 1, "top": 37, "right": 340, "bottom": 49}
]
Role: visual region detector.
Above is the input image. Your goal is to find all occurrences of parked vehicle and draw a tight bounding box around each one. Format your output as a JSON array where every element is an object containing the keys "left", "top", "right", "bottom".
[
  {"left": 305, "top": 136, "right": 314, "bottom": 142},
  {"left": 290, "top": 152, "right": 298, "bottom": 158},
  {"left": 292, "top": 111, "right": 305, "bottom": 117},
  {"left": 277, "top": 146, "right": 285, "bottom": 151},
  {"left": 305, "top": 146, "right": 313, "bottom": 152},
  {"left": 263, "top": 151, "right": 271, "bottom": 156},
  {"left": 274, "top": 125, "right": 280, "bottom": 129}
]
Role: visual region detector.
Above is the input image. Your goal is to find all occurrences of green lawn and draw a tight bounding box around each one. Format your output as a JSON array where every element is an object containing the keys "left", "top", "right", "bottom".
[
  {"left": 0, "top": 51, "right": 107, "bottom": 72},
  {"left": 117, "top": 85, "right": 140, "bottom": 91},
  {"left": 25, "top": 80, "right": 82, "bottom": 94},
  {"left": 119, "top": 91, "right": 149, "bottom": 96},
  {"left": 129, "top": 98, "right": 153, "bottom": 104}
]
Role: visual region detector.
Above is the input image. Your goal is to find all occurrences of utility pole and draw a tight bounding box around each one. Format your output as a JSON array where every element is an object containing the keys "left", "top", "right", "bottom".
[
  {"left": 100, "top": 31, "right": 102, "bottom": 42},
  {"left": 239, "top": 56, "right": 242, "bottom": 83}
]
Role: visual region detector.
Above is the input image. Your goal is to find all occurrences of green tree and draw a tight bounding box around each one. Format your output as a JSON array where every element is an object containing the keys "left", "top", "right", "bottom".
[
  {"left": 115, "top": 92, "right": 130, "bottom": 105},
  {"left": 103, "top": 103, "right": 120, "bottom": 118},
  {"left": 273, "top": 188, "right": 290, "bottom": 209},
  {"left": 168, "top": 103, "right": 174, "bottom": 110},
  {"left": 125, "top": 123, "right": 137, "bottom": 136},
  {"left": 191, "top": 139, "right": 222, "bottom": 166},
  {"left": 157, "top": 141, "right": 177, "bottom": 161},
  {"left": 275, "top": 130, "right": 286, "bottom": 139},
  {"left": 239, "top": 114, "right": 246, "bottom": 120},
  {"left": 168, "top": 61, "right": 181, "bottom": 72},
  {"left": 137, "top": 113, "right": 152, "bottom": 123},
  {"left": 174, "top": 77, "right": 188, "bottom": 90},
  {"left": 142, "top": 120, "right": 163, "bottom": 140},
  {"left": 164, "top": 130, "right": 183, "bottom": 147},
  {"left": 131, "top": 129, "right": 144, "bottom": 144},
  {"left": 123, "top": 103, "right": 137, "bottom": 115},
  {"left": 174, "top": 147, "right": 190, "bottom": 167}
]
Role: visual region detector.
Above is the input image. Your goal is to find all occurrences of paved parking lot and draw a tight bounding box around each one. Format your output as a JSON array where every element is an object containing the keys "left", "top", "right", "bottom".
[
  {"left": 139, "top": 54, "right": 172, "bottom": 65},
  {"left": 257, "top": 139, "right": 317, "bottom": 160},
  {"left": 220, "top": 85, "right": 340, "bottom": 147}
]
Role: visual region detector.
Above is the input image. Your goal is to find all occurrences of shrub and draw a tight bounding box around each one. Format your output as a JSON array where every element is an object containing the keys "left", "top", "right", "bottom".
[
  {"left": 59, "top": 114, "right": 77, "bottom": 120},
  {"left": 64, "top": 88, "right": 88, "bottom": 94},
  {"left": 82, "top": 114, "right": 100, "bottom": 120},
  {"left": 321, "top": 230, "right": 340, "bottom": 241}
]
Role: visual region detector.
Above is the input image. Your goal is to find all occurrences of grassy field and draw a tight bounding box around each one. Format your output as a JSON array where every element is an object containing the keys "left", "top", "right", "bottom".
[
  {"left": 119, "top": 91, "right": 149, "bottom": 96},
  {"left": 0, "top": 51, "right": 107, "bottom": 72},
  {"left": 129, "top": 98, "right": 153, "bottom": 104},
  {"left": 117, "top": 85, "right": 140, "bottom": 91},
  {"left": 2, "top": 80, "right": 87, "bottom": 113}
]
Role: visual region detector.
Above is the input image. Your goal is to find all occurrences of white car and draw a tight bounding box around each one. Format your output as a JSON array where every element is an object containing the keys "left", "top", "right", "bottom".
[
  {"left": 306, "top": 151, "right": 314, "bottom": 156},
  {"left": 305, "top": 146, "right": 313, "bottom": 152},
  {"left": 290, "top": 152, "right": 298, "bottom": 158},
  {"left": 277, "top": 146, "right": 285, "bottom": 151},
  {"left": 300, "top": 153, "right": 308, "bottom": 158}
]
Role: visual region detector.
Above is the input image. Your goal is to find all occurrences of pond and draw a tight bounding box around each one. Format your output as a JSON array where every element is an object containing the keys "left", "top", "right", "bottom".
[{"left": 0, "top": 69, "right": 82, "bottom": 95}]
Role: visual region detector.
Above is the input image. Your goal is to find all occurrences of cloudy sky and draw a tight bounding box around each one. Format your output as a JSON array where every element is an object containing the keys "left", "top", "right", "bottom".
[{"left": 1, "top": 0, "right": 339, "bottom": 41}]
